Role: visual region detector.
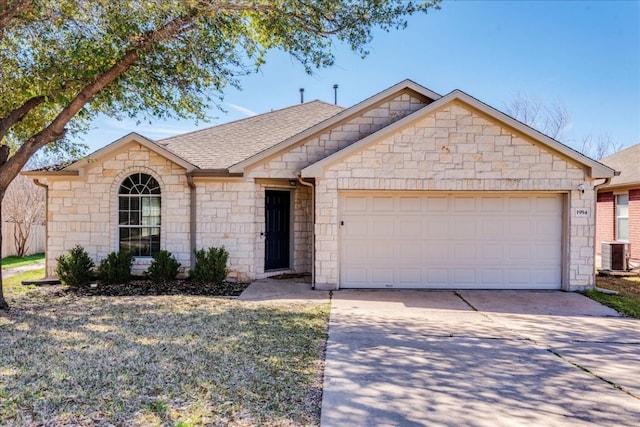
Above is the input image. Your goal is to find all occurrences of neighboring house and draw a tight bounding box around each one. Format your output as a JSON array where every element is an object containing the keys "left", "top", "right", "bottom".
[
  {"left": 596, "top": 143, "right": 640, "bottom": 270},
  {"left": 24, "top": 80, "right": 614, "bottom": 291}
]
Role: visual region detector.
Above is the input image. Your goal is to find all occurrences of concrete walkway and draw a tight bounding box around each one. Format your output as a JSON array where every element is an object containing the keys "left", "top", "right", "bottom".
[
  {"left": 321, "top": 290, "right": 640, "bottom": 426},
  {"left": 1, "top": 260, "right": 45, "bottom": 279}
]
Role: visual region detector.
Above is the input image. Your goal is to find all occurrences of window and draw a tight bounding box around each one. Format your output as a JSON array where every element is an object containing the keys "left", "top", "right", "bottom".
[
  {"left": 118, "top": 173, "right": 161, "bottom": 257},
  {"left": 616, "top": 193, "right": 629, "bottom": 241}
]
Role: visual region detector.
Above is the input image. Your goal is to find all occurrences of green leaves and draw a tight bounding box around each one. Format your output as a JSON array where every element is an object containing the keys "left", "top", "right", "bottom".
[{"left": 0, "top": 0, "right": 441, "bottom": 165}]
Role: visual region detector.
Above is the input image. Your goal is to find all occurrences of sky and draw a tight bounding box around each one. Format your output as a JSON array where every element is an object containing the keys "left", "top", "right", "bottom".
[{"left": 76, "top": 0, "right": 640, "bottom": 155}]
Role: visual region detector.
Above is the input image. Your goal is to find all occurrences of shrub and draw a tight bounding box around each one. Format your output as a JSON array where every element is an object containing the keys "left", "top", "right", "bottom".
[
  {"left": 146, "top": 250, "right": 181, "bottom": 284},
  {"left": 55, "top": 245, "right": 95, "bottom": 288},
  {"left": 190, "top": 246, "right": 229, "bottom": 286},
  {"left": 97, "top": 251, "right": 133, "bottom": 284}
]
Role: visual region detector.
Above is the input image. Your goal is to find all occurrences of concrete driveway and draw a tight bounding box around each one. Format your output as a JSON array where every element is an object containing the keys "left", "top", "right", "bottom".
[{"left": 321, "top": 291, "right": 640, "bottom": 426}]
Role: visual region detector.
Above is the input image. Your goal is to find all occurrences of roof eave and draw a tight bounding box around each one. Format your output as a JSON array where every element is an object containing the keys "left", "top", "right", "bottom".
[
  {"left": 187, "top": 169, "right": 243, "bottom": 178},
  {"left": 22, "top": 170, "right": 80, "bottom": 178},
  {"left": 64, "top": 132, "right": 197, "bottom": 172}
]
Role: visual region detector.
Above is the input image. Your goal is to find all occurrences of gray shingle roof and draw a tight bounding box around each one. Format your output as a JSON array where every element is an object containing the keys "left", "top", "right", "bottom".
[
  {"left": 158, "top": 100, "right": 344, "bottom": 169},
  {"left": 601, "top": 143, "right": 640, "bottom": 187}
]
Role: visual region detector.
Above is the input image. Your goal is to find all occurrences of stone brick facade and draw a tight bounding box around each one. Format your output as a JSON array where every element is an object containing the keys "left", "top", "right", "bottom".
[
  {"left": 312, "top": 101, "right": 597, "bottom": 291},
  {"left": 46, "top": 143, "right": 191, "bottom": 276},
  {"left": 34, "top": 82, "right": 612, "bottom": 291}
]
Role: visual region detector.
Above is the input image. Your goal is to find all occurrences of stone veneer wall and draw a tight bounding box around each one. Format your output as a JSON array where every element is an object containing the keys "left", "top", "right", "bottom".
[
  {"left": 246, "top": 92, "right": 428, "bottom": 179},
  {"left": 313, "top": 101, "right": 596, "bottom": 291},
  {"left": 46, "top": 143, "right": 191, "bottom": 276},
  {"left": 194, "top": 179, "right": 311, "bottom": 281}
]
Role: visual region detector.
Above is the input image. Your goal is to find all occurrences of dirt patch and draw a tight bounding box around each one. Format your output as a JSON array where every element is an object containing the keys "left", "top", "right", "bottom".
[{"left": 596, "top": 275, "right": 640, "bottom": 299}]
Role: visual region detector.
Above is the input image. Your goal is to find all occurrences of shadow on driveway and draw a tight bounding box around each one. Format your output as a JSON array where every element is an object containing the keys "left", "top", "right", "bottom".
[{"left": 321, "top": 290, "right": 640, "bottom": 427}]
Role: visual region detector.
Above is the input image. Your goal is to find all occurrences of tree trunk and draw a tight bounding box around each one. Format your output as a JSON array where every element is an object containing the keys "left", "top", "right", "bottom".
[{"left": 0, "top": 189, "right": 9, "bottom": 310}]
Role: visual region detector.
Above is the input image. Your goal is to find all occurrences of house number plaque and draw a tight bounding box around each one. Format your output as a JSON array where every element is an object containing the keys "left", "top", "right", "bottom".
[{"left": 575, "top": 208, "right": 590, "bottom": 217}]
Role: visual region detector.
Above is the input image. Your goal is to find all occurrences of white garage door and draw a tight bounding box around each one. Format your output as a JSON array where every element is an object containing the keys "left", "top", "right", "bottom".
[{"left": 339, "top": 192, "right": 563, "bottom": 289}]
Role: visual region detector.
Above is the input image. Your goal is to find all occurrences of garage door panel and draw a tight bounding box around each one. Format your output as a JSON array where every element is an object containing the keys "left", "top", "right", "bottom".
[
  {"left": 399, "top": 269, "right": 422, "bottom": 285},
  {"left": 453, "top": 269, "right": 477, "bottom": 284},
  {"left": 426, "top": 218, "right": 449, "bottom": 239},
  {"left": 371, "top": 268, "right": 394, "bottom": 285},
  {"left": 452, "top": 221, "right": 476, "bottom": 239},
  {"left": 342, "top": 195, "right": 368, "bottom": 212},
  {"left": 399, "top": 197, "right": 421, "bottom": 211},
  {"left": 480, "top": 269, "right": 503, "bottom": 285},
  {"left": 453, "top": 197, "right": 476, "bottom": 211},
  {"left": 340, "top": 192, "right": 562, "bottom": 290},
  {"left": 372, "top": 197, "right": 394, "bottom": 211},
  {"left": 426, "top": 197, "right": 449, "bottom": 211}
]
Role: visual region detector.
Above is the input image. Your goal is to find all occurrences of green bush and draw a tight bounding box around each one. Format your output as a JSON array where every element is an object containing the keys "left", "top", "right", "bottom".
[
  {"left": 55, "top": 245, "right": 95, "bottom": 288},
  {"left": 189, "top": 247, "right": 229, "bottom": 286},
  {"left": 97, "top": 251, "right": 133, "bottom": 284},
  {"left": 146, "top": 250, "right": 181, "bottom": 284}
]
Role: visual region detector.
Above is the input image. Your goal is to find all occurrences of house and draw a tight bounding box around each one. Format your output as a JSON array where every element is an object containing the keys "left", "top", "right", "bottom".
[
  {"left": 24, "top": 80, "right": 615, "bottom": 291},
  {"left": 596, "top": 143, "right": 640, "bottom": 270}
]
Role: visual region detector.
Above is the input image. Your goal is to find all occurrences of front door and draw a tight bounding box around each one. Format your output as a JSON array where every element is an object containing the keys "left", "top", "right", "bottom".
[{"left": 265, "top": 190, "right": 291, "bottom": 270}]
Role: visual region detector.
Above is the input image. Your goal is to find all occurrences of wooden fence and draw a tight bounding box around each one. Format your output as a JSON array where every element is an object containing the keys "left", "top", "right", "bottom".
[{"left": 2, "top": 221, "right": 45, "bottom": 257}]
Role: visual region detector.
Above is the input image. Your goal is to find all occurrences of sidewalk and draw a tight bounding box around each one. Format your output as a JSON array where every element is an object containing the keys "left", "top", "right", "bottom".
[{"left": 1, "top": 261, "right": 45, "bottom": 279}]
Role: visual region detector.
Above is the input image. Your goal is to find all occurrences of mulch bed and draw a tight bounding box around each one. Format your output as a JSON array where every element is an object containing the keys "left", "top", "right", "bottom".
[{"left": 66, "top": 279, "right": 251, "bottom": 297}]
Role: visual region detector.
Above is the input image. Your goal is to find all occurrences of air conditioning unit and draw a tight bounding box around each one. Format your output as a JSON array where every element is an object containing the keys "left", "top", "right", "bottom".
[{"left": 601, "top": 242, "right": 629, "bottom": 271}]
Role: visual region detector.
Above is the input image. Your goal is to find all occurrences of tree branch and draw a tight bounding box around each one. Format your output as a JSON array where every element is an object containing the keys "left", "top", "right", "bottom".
[
  {"left": 0, "top": 13, "right": 196, "bottom": 190},
  {"left": 0, "top": 0, "right": 32, "bottom": 36},
  {"left": 0, "top": 95, "right": 45, "bottom": 141}
]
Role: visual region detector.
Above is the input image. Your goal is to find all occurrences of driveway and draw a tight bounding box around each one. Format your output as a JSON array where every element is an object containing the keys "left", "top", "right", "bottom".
[{"left": 321, "top": 290, "right": 640, "bottom": 426}]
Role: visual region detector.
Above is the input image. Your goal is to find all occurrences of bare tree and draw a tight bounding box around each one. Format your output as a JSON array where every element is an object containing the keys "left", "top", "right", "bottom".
[
  {"left": 505, "top": 92, "right": 623, "bottom": 159},
  {"left": 579, "top": 133, "right": 625, "bottom": 160},
  {"left": 505, "top": 92, "right": 570, "bottom": 141},
  {"left": 2, "top": 175, "right": 45, "bottom": 257}
]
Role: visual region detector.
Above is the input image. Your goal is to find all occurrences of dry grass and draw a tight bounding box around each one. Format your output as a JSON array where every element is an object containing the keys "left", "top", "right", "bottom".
[
  {"left": 0, "top": 278, "right": 329, "bottom": 426},
  {"left": 587, "top": 275, "right": 640, "bottom": 318}
]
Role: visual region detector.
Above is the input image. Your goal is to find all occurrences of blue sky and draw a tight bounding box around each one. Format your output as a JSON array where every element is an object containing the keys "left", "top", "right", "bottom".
[{"left": 78, "top": 0, "right": 640, "bottom": 155}]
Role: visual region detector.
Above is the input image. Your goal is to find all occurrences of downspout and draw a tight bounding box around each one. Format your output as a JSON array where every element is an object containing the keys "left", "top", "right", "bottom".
[
  {"left": 33, "top": 179, "right": 49, "bottom": 277},
  {"left": 187, "top": 175, "right": 197, "bottom": 271},
  {"left": 592, "top": 176, "right": 613, "bottom": 291},
  {"left": 297, "top": 174, "right": 315, "bottom": 289}
]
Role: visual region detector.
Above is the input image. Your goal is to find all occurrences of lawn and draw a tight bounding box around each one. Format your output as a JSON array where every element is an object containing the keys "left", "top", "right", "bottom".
[
  {"left": 585, "top": 275, "right": 640, "bottom": 319},
  {"left": 0, "top": 272, "right": 330, "bottom": 426},
  {"left": 1, "top": 253, "right": 45, "bottom": 269}
]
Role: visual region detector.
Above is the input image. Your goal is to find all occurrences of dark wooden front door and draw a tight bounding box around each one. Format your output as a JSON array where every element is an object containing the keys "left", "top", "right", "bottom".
[{"left": 265, "top": 190, "right": 291, "bottom": 270}]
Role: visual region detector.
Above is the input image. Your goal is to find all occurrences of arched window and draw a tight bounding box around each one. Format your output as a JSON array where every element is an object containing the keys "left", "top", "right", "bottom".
[{"left": 118, "top": 173, "right": 161, "bottom": 257}]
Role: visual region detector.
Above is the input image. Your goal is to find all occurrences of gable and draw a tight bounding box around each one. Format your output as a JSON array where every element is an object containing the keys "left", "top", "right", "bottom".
[
  {"left": 69, "top": 132, "right": 195, "bottom": 173},
  {"left": 303, "top": 91, "right": 615, "bottom": 180},
  {"left": 230, "top": 79, "right": 440, "bottom": 174},
  {"left": 315, "top": 101, "right": 587, "bottom": 188},
  {"left": 243, "top": 91, "right": 432, "bottom": 179}
]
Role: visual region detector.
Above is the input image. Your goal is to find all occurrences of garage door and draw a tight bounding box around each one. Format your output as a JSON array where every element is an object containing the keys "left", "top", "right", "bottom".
[{"left": 339, "top": 192, "right": 563, "bottom": 289}]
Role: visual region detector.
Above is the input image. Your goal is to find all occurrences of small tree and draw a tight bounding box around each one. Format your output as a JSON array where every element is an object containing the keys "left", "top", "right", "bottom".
[
  {"left": 2, "top": 175, "right": 45, "bottom": 257},
  {"left": 190, "top": 247, "right": 229, "bottom": 286},
  {"left": 55, "top": 245, "right": 95, "bottom": 288},
  {"left": 97, "top": 251, "right": 133, "bottom": 284},
  {"left": 146, "top": 250, "right": 181, "bottom": 285}
]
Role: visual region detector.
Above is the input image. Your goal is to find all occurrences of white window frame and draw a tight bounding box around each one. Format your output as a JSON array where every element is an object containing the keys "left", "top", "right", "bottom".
[{"left": 615, "top": 193, "right": 629, "bottom": 241}]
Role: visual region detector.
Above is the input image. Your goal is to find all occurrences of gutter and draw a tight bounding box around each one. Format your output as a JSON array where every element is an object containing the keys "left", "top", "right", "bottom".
[
  {"left": 32, "top": 179, "right": 49, "bottom": 277},
  {"left": 297, "top": 175, "right": 315, "bottom": 290},
  {"left": 187, "top": 175, "right": 197, "bottom": 270}
]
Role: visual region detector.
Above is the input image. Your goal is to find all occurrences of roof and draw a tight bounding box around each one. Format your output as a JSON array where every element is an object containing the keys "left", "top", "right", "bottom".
[
  {"left": 600, "top": 143, "right": 640, "bottom": 188},
  {"left": 302, "top": 89, "right": 615, "bottom": 179},
  {"left": 229, "top": 79, "right": 439, "bottom": 173},
  {"left": 159, "top": 100, "right": 344, "bottom": 169}
]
